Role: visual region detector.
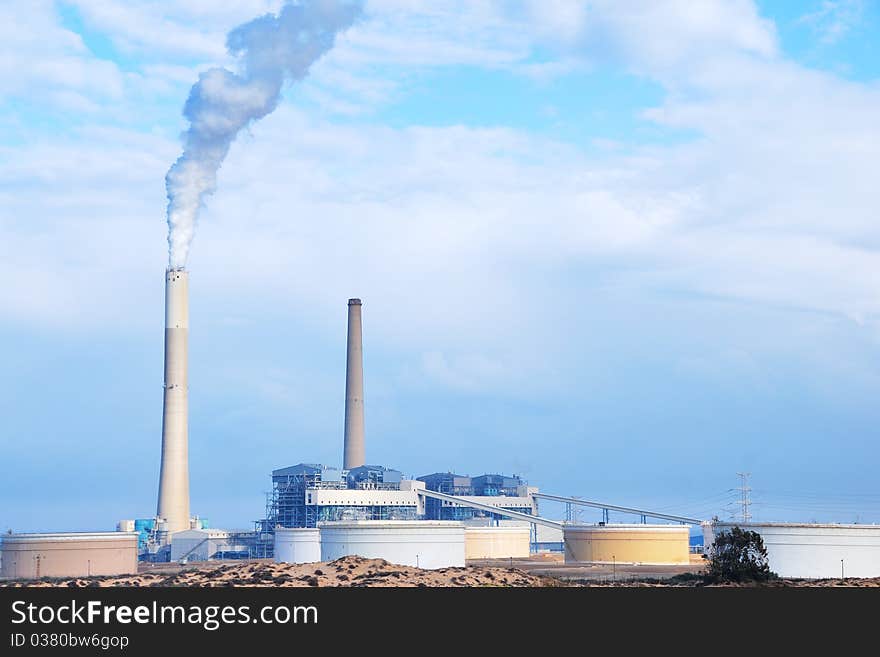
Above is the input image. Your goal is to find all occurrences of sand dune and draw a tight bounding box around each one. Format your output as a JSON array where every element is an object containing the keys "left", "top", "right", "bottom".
[
  {"left": 3, "top": 556, "right": 877, "bottom": 587},
  {"left": 0, "top": 556, "right": 561, "bottom": 588}
]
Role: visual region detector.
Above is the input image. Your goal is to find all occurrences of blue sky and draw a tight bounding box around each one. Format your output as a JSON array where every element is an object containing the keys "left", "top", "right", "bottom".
[{"left": 1, "top": 0, "right": 879, "bottom": 532}]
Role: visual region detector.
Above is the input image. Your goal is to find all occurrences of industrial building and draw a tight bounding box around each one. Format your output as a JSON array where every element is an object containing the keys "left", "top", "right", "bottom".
[
  {"left": 169, "top": 528, "right": 253, "bottom": 563},
  {"left": 124, "top": 290, "right": 879, "bottom": 578},
  {"left": 117, "top": 519, "right": 152, "bottom": 553},
  {"left": 4, "top": 222, "right": 873, "bottom": 585},
  {"left": 129, "top": 293, "right": 551, "bottom": 565},
  {"left": 255, "top": 464, "right": 537, "bottom": 558},
  {"left": 122, "top": 276, "right": 707, "bottom": 572},
  {"left": 258, "top": 464, "right": 419, "bottom": 526},
  {"left": 704, "top": 521, "right": 880, "bottom": 579},
  {"left": 260, "top": 465, "right": 535, "bottom": 528},
  {"left": 242, "top": 301, "right": 719, "bottom": 567},
  {"left": 0, "top": 532, "right": 139, "bottom": 579},
  {"left": 418, "top": 472, "right": 537, "bottom": 521}
]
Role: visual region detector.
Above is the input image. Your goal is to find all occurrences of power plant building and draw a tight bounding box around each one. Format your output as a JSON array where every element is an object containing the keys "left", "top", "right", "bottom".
[
  {"left": 256, "top": 465, "right": 539, "bottom": 558},
  {"left": 418, "top": 472, "right": 538, "bottom": 521},
  {"left": 169, "top": 529, "right": 251, "bottom": 563},
  {"left": 261, "top": 464, "right": 423, "bottom": 528}
]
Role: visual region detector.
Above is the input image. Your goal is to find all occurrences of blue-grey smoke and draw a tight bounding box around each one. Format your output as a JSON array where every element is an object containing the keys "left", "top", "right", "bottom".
[{"left": 165, "top": 0, "right": 362, "bottom": 269}]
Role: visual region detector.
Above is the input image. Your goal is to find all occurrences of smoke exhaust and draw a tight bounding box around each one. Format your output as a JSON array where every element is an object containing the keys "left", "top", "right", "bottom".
[
  {"left": 343, "top": 298, "right": 365, "bottom": 469},
  {"left": 156, "top": 268, "right": 191, "bottom": 534},
  {"left": 164, "top": 0, "right": 363, "bottom": 270}
]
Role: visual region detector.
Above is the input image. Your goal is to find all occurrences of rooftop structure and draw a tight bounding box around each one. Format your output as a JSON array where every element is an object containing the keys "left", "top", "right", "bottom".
[{"left": 418, "top": 472, "right": 537, "bottom": 521}]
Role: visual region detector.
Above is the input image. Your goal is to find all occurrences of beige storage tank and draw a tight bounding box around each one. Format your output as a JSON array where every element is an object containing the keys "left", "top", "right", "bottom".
[
  {"left": 465, "top": 526, "right": 530, "bottom": 560},
  {"left": 0, "top": 532, "right": 139, "bottom": 579},
  {"left": 564, "top": 524, "right": 690, "bottom": 565}
]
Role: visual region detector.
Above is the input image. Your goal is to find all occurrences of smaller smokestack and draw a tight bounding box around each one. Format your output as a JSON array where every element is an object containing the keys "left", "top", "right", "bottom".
[{"left": 343, "top": 298, "right": 365, "bottom": 470}]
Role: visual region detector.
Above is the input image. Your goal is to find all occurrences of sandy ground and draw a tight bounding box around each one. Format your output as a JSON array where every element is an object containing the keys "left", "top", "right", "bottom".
[
  {"left": 3, "top": 555, "right": 878, "bottom": 587},
  {"left": 0, "top": 556, "right": 562, "bottom": 588},
  {"left": 469, "top": 553, "right": 708, "bottom": 583},
  {"left": 473, "top": 554, "right": 880, "bottom": 586}
]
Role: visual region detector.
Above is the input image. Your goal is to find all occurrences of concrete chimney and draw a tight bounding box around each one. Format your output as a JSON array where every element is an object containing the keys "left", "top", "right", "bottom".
[
  {"left": 343, "top": 298, "right": 365, "bottom": 470},
  {"left": 156, "top": 268, "right": 191, "bottom": 535}
]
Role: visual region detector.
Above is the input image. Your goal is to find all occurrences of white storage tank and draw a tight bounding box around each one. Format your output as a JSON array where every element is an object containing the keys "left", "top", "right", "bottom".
[
  {"left": 318, "top": 520, "right": 465, "bottom": 569},
  {"left": 116, "top": 520, "right": 135, "bottom": 533},
  {"left": 704, "top": 522, "right": 880, "bottom": 578},
  {"left": 274, "top": 528, "right": 322, "bottom": 564},
  {"left": 465, "top": 526, "right": 530, "bottom": 560}
]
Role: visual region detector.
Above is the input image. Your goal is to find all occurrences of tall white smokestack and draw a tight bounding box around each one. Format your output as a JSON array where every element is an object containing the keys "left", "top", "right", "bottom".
[
  {"left": 156, "top": 269, "right": 191, "bottom": 534},
  {"left": 343, "top": 298, "right": 365, "bottom": 470}
]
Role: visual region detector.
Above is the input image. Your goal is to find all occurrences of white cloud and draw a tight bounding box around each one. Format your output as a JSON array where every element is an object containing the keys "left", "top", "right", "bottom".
[
  {"left": 0, "top": 1, "right": 125, "bottom": 101},
  {"left": 798, "top": 0, "right": 865, "bottom": 45},
  {"left": 174, "top": 88, "right": 878, "bottom": 391},
  {"left": 525, "top": 0, "right": 778, "bottom": 75},
  {"left": 0, "top": 126, "right": 175, "bottom": 329},
  {"left": 62, "top": 0, "right": 280, "bottom": 60},
  {"left": 1, "top": 0, "right": 878, "bottom": 401},
  {"left": 292, "top": 0, "right": 781, "bottom": 113},
  {"left": 420, "top": 351, "right": 511, "bottom": 393},
  {"left": 3, "top": 0, "right": 880, "bottom": 535}
]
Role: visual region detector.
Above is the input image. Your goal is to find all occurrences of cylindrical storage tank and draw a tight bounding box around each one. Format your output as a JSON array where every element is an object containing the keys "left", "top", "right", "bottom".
[
  {"left": 564, "top": 524, "right": 690, "bottom": 565},
  {"left": 274, "top": 528, "right": 322, "bottom": 564},
  {"left": 318, "top": 520, "right": 465, "bottom": 569},
  {"left": 116, "top": 520, "right": 135, "bottom": 533},
  {"left": 0, "top": 532, "right": 139, "bottom": 580},
  {"left": 706, "top": 522, "right": 880, "bottom": 578},
  {"left": 465, "top": 526, "right": 531, "bottom": 560}
]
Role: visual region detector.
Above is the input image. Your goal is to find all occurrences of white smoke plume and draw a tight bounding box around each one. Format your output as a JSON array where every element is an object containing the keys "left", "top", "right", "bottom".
[{"left": 165, "top": 0, "right": 363, "bottom": 269}]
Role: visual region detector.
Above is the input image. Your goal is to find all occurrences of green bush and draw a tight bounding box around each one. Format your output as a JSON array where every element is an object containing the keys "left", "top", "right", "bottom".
[{"left": 705, "top": 526, "right": 777, "bottom": 583}]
